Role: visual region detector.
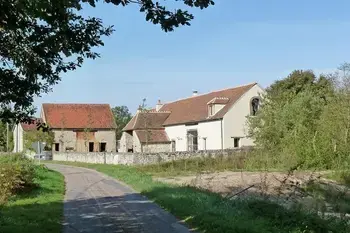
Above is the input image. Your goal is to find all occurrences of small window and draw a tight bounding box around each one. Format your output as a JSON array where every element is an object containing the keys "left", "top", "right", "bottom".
[
  {"left": 99, "top": 142, "right": 107, "bottom": 152},
  {"left": 171, "top": 140, "right": 176, "bottom": 152},
  {"left": 54, "top": 143, "right": 60, "bottom": 152},
  {"left": 208, "top": 104, "right": 214, "bottom": 116},
  {"left": 89, "top": 142, "right": 94, "bottom": 152},
  {"left": 251, "top": 97, "right": 260, "bottom": 116},
  {"left": 234, "top": 138, "right": 240, "bottom": 148}
]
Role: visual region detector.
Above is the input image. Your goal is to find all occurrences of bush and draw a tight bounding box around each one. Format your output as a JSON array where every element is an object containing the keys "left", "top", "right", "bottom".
[{"left": 0, "top": 154, "right": 36, "bottom": 206}]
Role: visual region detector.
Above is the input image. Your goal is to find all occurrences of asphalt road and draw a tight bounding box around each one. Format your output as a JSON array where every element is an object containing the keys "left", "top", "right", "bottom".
[{"left": 46, "top": 164, "right": 191, "bottom": 233}]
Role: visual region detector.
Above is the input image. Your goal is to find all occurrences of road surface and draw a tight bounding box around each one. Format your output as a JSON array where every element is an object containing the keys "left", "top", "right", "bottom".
[{"left": 46, "top": 164, "right": 191, "bottom": 233}]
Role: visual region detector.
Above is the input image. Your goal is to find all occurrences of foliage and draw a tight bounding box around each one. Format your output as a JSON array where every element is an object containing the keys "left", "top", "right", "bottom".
[
  {"left": 111, "top": 106, "right": 132, "bottom": 140},
  {"left": 0, "top": 155, "right": 36, "bottom": 206},
  {"left": 24, "top": 129, "right": 54, "bottom": 152},
  {"left": 0, "top": 122, "right": 13, "bottom": 152},
  {"left": 47, "top": 161, "right": 350, "bottom": 233},
  {"left": 0, "top": 164, "right": 64, "bottom": 233},
  {"left": 247, "top": 69, "right": 346, "bottom": 170},
  {"left": 0, "top": 0, "right": 213, "bottom": 122}
]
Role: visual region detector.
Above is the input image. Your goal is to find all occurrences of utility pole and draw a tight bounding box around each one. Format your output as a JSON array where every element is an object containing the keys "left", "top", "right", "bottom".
[{"left": 6, "top": 122, "right": 9, "bottom": 152}]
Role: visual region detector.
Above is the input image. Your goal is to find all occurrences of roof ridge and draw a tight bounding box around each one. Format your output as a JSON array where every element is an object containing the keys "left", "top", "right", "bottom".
[
  {"left": 142, "top": 111, "right": 171, "bottom": 114},
  {"left": 42, "top": 103, "right": 110, "bottom": 106},
  {"left": 159, "top": 82, "right": 257, "bottom": 108}
]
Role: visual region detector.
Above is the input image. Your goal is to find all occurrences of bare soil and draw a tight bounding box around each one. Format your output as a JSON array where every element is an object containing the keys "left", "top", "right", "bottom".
[{"left": 156, "top": 171, "right": 350, "bottom": 217}]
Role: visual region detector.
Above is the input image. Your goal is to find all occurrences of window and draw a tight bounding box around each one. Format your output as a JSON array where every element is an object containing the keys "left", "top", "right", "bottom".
[
  {"left": 251, "top": 97, "right": 260, "bottom": 116},
  {"left": 171, "top": 140, "right": 176, "bottom": 152},
  {"left": 208, "top": 104, "right": 214, "bottom": 116},
  {"left": 234, "top": 138, "right": 240, "bottom": 148},
  {"left": 54, "top": 143, "right": 60, "bottom": 152},
  {"left": 89, "top": 142, "right": 94, "bottom": 152},
  {"left": 99, "top": 142, "right": 107, "bottom": 152},
  {"left": 203, "top": 137, "right": 207, "bottom": 151}
]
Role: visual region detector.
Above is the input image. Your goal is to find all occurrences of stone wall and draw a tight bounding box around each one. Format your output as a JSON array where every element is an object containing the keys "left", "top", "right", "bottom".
[{"left": 52, "top": 147, "right": 252, "bottom": 166}]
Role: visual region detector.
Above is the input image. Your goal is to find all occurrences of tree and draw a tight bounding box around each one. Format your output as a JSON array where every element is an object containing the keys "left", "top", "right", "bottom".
[
  {"left": 248, "top": 70, "right": 335, "bottom": 169},
  {"left": 0, "top": 0, "right": 214, "bottom": 122},
  {"left": 24, "top": 127, "right": 54, "bottom": 152},
  {"left": 0, "top": 122, "right": 13, "bottom": 151},
  {"left": 112, "top": 106, "right": 132, "bottom": 140}
]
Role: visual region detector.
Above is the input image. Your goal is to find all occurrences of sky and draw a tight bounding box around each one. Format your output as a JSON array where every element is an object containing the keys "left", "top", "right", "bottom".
[{"left": 33, "top": 0, "right": 350, "bottom": 115}]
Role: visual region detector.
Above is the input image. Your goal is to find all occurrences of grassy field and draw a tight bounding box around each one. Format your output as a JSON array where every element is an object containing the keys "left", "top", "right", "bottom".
[
  {"left": 0, "top": 165, "right": 65, "bottom": 233},
  {"left": 136, "top": 154, "right": 285, "bottom": 177},
  {"left": 47, "top": 161, "right": 350, "bottom": 233}
]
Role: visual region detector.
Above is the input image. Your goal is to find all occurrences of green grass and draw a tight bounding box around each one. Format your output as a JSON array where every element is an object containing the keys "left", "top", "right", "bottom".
[
  {"left": 0, "top": 165, "right": 65, "bottom": 233},
  {"left": 136, "top": 154, "right": 286, "bottom": 177},
  {"left": 47, "top": 161, "right": 350, "bottom": 233}
]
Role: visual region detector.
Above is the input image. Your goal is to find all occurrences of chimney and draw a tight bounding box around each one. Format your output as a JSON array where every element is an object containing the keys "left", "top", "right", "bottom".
[
  {"left": 136, "top": 105, "right": 142, "bottom": 113},
  {"left": 156, "top": 99, "right": 163, "bottom": 112},
  {"left": 192, "top": 90, "right": 198, "bottom": 96}
]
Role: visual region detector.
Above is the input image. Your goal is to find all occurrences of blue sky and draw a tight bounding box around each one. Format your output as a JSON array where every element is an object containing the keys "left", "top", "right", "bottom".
[{"left": 34, "top": 0, "right": 350, "bottom": 115}]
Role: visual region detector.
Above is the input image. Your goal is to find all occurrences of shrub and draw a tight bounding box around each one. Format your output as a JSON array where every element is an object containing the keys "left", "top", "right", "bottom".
[{"left": 0, "top": 154, "right": 36, "bottom": 206}]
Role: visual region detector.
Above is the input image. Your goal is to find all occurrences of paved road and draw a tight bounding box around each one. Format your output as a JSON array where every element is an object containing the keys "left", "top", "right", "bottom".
[{"left": 46, "top": 164, "right": 191, "bottom": 233}]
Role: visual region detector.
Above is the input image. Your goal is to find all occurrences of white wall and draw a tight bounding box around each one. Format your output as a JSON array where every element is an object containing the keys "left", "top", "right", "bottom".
[
  {"left": 165, "top": 120, "right": 223, "bottom": 151},
  {"left": 223, "top": 84, "right": 264, "bottom": 148},
  {"left": 165, "top": 125, "right": 187, "bottom": 151},
  {"left": 197, "top": 120, "right": 222, "bottom": 150},
  {"left": 13, "top": 124, "right": 24, "bottom": 153}
]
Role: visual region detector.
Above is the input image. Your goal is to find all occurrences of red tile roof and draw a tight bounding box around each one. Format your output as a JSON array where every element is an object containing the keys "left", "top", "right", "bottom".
[
  {"left": 42, "top": 104, "right": 116, "bottom": 129},
  {"left": 21, "top": 118, "right": 42, "bottom": 131},
  {"left": 160, "top": 83, "right": 256, "bottom": 125},
  {"left": 123, "top": 111, "right": 170, "bottom": 131},
  {"left": 135, "top": 130, "right": 170, "bottom": 143}
]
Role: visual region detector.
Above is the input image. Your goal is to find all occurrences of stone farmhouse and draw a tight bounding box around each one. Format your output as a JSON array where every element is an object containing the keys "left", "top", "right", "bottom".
[
  {"left": 120, "top": 83, "right": 264, "bottom": 153},
  {"left": 13, "top": 103, "right": 116, "bottom": 153}
]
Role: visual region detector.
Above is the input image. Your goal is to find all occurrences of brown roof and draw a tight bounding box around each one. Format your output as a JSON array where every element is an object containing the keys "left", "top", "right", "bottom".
[
  {"left": 160, "top": 83, "right": 256, "bottom": 125},
  {"left": 208, "top": 97, "right": 230, "bottom": 105},
  {"left": 21, "top": 118, "right": 42, "bottom": 131},
  {"left": 42, "top": 103, "right": 116, "bottom": 129},
  {"left": 123, "top": 111, "right": 170, "bottom": 131},
  {"left": 135, "top": 129, "right": 170, "bottom": 143}
]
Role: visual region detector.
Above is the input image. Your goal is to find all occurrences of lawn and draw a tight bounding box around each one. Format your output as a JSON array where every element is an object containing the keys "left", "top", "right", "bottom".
[
  {"left": 47, "top": 161, "right": 350, "bottom": 233},
  {"left": 0, "top": 165, "right": 65, "bottom": 233}
]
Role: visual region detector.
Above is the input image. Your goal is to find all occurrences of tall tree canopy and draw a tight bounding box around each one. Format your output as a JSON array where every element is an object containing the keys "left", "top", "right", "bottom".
[
  {"left": 111, "top": 106, "right": 132, "bottom": 140},
  {"left": 0, "top": 0, "right": 214, "bottom": 122}
]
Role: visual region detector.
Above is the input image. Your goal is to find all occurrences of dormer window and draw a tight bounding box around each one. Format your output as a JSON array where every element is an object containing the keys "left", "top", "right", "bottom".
[
  {"left": 251, "top": 97, "right": 260, "bottom": 116},
  {"left": 207, "top": 97, "right": 229, "bottom": 117},
  {"left": 208, "top": 104, "right": 214, "bottom": 116}
]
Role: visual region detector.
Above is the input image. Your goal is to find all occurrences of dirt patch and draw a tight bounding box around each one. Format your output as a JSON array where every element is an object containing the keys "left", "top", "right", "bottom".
[
  {"left": 156, "top": 171, "right": 350, "bottom": 216},
  {"left": 157, "top": 171, "right": 320, "bottom": 196}
]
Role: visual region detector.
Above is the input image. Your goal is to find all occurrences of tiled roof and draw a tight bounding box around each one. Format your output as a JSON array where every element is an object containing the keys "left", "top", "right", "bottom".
[
  {"left": 135, "top": 129, "right": 170, "bottom": 143},
  {"left": 160, "top": 83, "right": 256, "bottom": 125},
  {"left": 21, "top": 118, "right": 42, "bottom": 131},
  {"left": 42, "top": 103, "right": 116, "bottom": 129},
  {"left": 123, "top": 111, "right": 170, "bottom": 131},
  {"left": 207, "top": 97, "right": 230, "bottom": 105}
]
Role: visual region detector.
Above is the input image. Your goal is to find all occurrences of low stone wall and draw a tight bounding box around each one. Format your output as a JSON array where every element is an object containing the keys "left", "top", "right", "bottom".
[{"left": 52, "top": 147, "right": 252, "bottom": 166}]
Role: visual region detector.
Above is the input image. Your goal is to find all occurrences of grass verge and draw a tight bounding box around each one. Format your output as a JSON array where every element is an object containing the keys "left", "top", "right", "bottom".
[
  {"left": 47, "top": 161, "right": 350, "bottom": 233},
  {"left": 0, "top": 165, "right": 65, "bottom": 233}
]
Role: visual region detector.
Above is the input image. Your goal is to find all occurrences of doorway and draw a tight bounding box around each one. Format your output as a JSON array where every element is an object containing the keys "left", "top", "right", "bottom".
[{"left": 187, "top": 130, "right": 198, "bottom": 151}]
